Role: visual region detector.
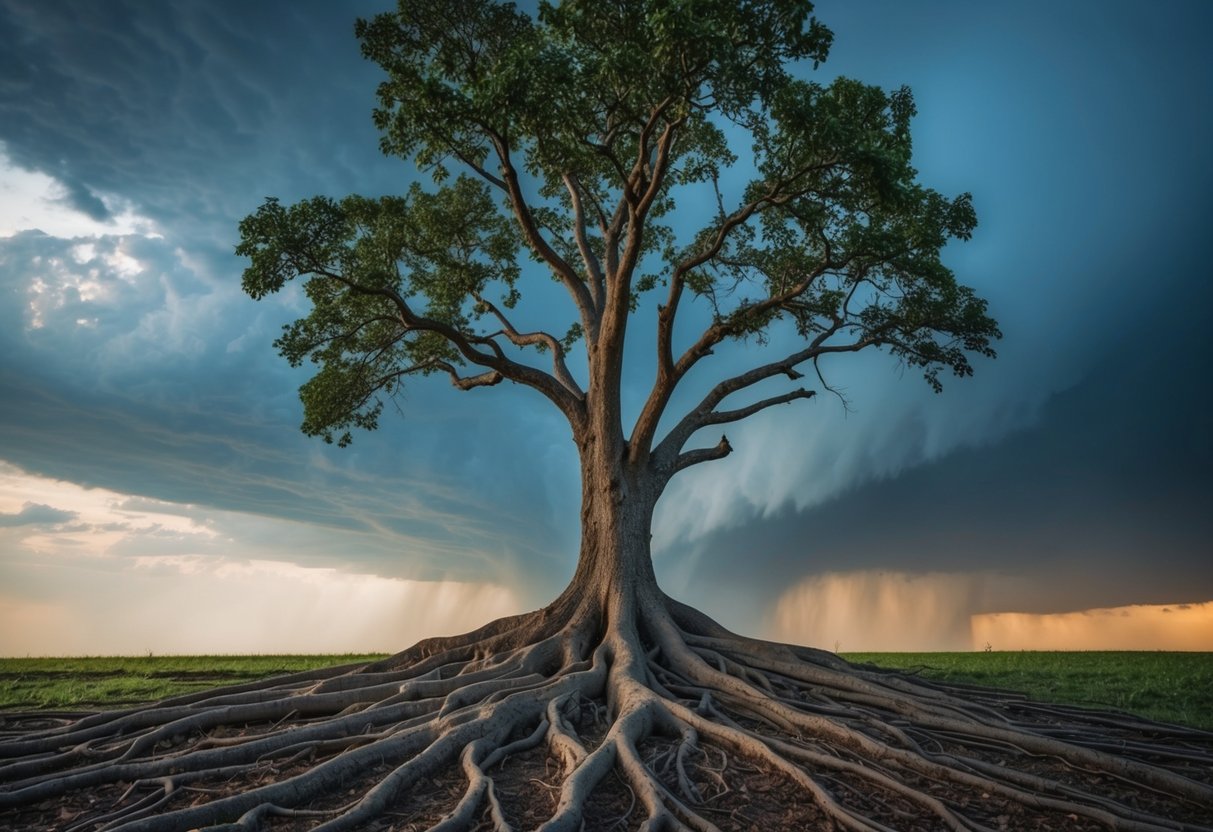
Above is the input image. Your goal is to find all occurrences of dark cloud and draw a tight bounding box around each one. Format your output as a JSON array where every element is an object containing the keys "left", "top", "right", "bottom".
[
  {"left": 55, "top": 180, "right": 111, "bottom": 222},
  {"left": 674, "top": 296, "right": 1213, "bottom": 623},
  {"left": 0, "top": 221, "right": 574, "bottom": 593},
  {"left": 0, "top": 502, "right": 77, "bottom": 527},
  {"left": 0, "top": 0, "right": 1210, "bottom": 637},
  {"left": 0, "top": 367, "right": 563, "bottom": 583},
  {"left": 0, "top": 0, "right": 398, "bottom": 260}
]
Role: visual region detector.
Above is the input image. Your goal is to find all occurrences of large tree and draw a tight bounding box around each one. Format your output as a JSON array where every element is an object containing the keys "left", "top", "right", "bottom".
[{"left": 3, "top": 2, "right": 1211, "bottom": 830}]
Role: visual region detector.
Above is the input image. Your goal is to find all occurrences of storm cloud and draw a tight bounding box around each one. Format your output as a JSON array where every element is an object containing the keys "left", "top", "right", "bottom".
[{"left": 1, "top": 0, "right": 1210, "bottom": 653}]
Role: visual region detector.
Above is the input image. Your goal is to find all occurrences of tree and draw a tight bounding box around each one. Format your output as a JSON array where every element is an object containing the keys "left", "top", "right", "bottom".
[{"left": 2, "top": 2, "right": 1210, "bottom": 830}]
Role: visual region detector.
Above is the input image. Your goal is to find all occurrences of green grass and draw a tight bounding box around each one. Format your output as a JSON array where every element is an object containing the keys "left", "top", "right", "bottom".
[
  {"left": 2, "top": 652, "right": 1210, "bottom": 731},
  {"left": 844, "top": 651, "right": 1213, "bottom": 730},
  {"left": 0, "top": 654, "right": 387, "bottom": 710}
]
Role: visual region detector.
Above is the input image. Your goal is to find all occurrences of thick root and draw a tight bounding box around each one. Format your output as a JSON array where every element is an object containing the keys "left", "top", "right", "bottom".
[{"left": 2, "top": 597, "right": 1211, "bottom": 832}]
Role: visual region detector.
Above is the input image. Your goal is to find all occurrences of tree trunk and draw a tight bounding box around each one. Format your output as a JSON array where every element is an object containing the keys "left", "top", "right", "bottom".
[{"left": 560, "top": 418, "right": 663, "bottom": 629}]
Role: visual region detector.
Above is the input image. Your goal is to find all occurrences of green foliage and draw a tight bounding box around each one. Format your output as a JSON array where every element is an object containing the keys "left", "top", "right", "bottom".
[
  {"left": 237, "top": 177, "right": 518, "bottom": 445},
  {"left": 846, "top": 652, "right": 1213, "bottom": 731},
  {"left": 238, "top": 0, "right": 1000, "bottom": 447}
]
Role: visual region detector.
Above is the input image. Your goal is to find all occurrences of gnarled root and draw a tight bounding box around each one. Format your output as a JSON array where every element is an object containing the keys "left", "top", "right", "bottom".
[{"left": 2, "top": 593, "right": 1211, "bottom": 832}]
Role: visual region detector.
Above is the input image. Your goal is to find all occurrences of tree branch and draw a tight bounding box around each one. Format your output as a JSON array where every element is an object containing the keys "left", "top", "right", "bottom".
[
  {"left": 613, "top": 101, "right": 682, "bottom": 298},
  {"left": 636, "top": 117, "right": 681, "bottom": 218},
  {"left": 431, "top": 361, "right": 505, "bottom": 390},
  {"left": 490, "top": 135, "right": 598, "bottom": 343},
  {"left": 652, "top": 157, "right": 843, "bottom": 389},
  {"left": 630, "top": 244, "right": 840, "bottom": 465},
  {"left": 563, "top": 173, "right": 605, "bottom": 322},
  {"left": 701, "top": 388, "right": 816, "bottom": 426},
  {"left": 599, "top": 105, "right": 684, "bottom": 401},
  {"left": 473, "top": 292, "right": 584, "bottom": 398},
  {"left": 310, "top": 262, "right": 583, "bottom": 424},
  {"left": 371, "top": 359, "right": 503, "bottom": 395},
  {"left": 653, "top": 326, "right": 877, "bottom": 473},
  {"left": 450, "top": 145, "right": 507, "bottom": 191},
  {"left": 674, "top": 435, "right": 732, "bottom": 474}
]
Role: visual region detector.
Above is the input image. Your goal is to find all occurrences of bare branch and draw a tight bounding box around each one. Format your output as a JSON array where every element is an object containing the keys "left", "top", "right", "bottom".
[
  {"left": 653, "top": 327, "right": 877, "bottom": 472},
  {"left": 431, "top": 361, "right": 505, "bottom": 390},
  {"left": 563, "top": 173, "right": 605, "bottom": 319},
  {"left": 307, "top": 262, "right": 583, "bottom": 424},
  {"left": 372, "top": 360, "right": 503, "bottom": 395},
  {"left": 813, "top": 355, "right": 853, "bottom": 413},
  {"left": 490, "top": 134, "right": 598, "bottom": 341},
  {"left": 473, "top": 292, "right": 585, "bottom": 398},
  {"left": 674, "top": 434, "right": 732, "bottom": 474},
  {"left": 702, "top": 388, "right": 816, "bottom": 427}
]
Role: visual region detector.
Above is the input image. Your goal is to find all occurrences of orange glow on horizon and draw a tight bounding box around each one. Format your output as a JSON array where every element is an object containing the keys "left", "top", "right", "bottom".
[
  {"left": 972, "top": 602, "right": 1213, "bottom": 651},
  {"left": 771, "top": 571, "right": 1213, "bottom": 652}
]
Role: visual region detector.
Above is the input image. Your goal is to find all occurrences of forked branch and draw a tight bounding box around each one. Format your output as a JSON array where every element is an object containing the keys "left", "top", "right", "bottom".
[
  {"left": 490, "top": 134, "right": 599, "bottom": 341},
  {"left": 472, "top": 293, "right": 584, "bottom": 398},
  {"left": 315, "top": 265, "right": 584, "bottom": 423}
]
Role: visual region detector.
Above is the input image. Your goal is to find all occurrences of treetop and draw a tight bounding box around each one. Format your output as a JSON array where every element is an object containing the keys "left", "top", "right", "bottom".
[{"left": 238, "top": 0, "right": 999, "bottom": 467}]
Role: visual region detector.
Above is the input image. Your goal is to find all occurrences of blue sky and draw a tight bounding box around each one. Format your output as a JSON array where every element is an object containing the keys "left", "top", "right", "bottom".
[{"left": 1, "top": 0, "right": 1210, "bottom": 654}]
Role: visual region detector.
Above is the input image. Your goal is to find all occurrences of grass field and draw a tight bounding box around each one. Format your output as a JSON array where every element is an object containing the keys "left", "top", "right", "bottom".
[
  {"left": 2, "top": 652, "right": 1209, "bottom": 730},
  {"left": 845, "top": 651, "right": 1213, "bottom": 730},
  {"left": 0, "top": 654, "right": 385, "bottom": 711}
]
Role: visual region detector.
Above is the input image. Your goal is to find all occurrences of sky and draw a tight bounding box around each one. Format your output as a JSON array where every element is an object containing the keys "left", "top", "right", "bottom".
[{"left": 1, "top": 0, "right": 1210, "bottom": 655}]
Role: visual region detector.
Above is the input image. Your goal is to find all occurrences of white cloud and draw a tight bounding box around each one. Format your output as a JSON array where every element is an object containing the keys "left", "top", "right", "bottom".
[
  {"left": 3, "top": 225, "right": 259, "bottom": 384},
  {"left": 0, "top": 146, "right": 158, "bottom": 239}
]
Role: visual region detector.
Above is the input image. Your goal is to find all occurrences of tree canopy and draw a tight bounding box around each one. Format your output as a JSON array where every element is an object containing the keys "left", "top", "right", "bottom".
[{"left": 237, "top": 0, "right": 999, "bottom": 460}]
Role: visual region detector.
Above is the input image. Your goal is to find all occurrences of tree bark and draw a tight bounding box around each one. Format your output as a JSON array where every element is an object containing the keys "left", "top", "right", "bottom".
[{"left": 560, "top": 423, "right": 662, "bottom": 628}]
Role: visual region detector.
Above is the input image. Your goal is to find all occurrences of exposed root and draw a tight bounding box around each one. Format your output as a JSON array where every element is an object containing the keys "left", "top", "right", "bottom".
[{"left": 2, "top": 593, "right": 1211, "bottom": 832}]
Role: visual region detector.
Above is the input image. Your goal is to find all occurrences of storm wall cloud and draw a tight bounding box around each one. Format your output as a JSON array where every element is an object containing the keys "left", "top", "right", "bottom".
[{"left": 1, "top": 0, "right": 1209, "bottom": 653}]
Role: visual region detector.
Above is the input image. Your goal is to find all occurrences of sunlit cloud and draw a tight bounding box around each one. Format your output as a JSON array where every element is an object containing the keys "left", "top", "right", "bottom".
[
  {"left": 0, "top": 461, "right": 523, "bottom": 655},
  {"left": 3, "top": 228, "right": 240, "bottom": 371},
  {"left": 769, "top": 570, "right": 984, "bottom": 652},
  {"left": 973, "top": 602, "right": 1213, "bottom": 651},
  {"left": 0, "top": 460, "right": 216, "bottom": 553},
  {"left": 770, "top": 569, "right": 1213, "bottom": 652},
  {"left": 0, "top": 146, "right": 156, "bottom": 239}
]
